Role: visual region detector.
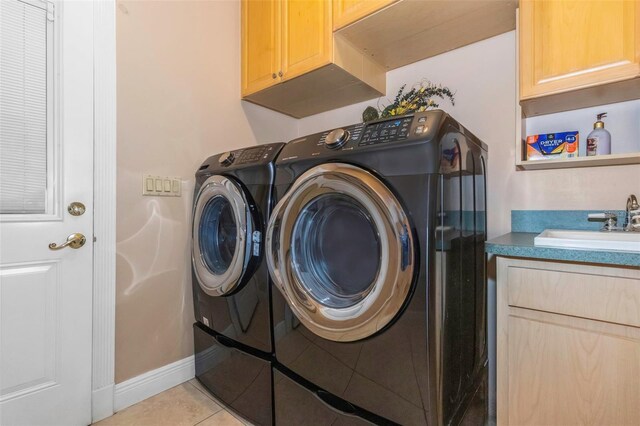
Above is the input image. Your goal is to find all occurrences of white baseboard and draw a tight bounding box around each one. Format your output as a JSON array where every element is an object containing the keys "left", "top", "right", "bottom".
[
  {"left": 92, "top": 384, "right": 115, "bottom": 423},
  {"left": 113, "top": 356, "right": 195, "bottom": 412}
]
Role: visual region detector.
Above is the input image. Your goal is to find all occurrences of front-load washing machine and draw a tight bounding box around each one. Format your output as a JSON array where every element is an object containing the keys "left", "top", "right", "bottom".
[
  {"left": 266, "top": 111, "right": 488, "bottom": 425},
  {"left": 192, "top": 142, "right": 284, "bottom": 426}
]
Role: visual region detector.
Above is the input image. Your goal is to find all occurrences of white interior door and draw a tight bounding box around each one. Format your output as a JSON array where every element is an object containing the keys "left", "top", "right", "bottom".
[{"left": 0, "top": 1, "right": 94, "bottom": 425}]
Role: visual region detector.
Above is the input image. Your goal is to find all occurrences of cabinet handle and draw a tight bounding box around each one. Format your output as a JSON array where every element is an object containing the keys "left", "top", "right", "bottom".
[
  {"left": 278, "top": 70, "right": 283, "bottom": 77},
  {"left": 272, "top": 73, "right": 277, "bottom": 79}
]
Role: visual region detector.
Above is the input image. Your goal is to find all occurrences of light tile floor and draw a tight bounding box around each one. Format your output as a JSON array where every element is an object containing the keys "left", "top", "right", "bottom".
[{"left": 94, "top": 379, "right": 253, "bottom": 426}]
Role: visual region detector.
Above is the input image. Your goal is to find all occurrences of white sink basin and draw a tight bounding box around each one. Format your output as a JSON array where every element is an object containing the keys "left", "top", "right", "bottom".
[{"left": 534, "top": 229, "right": 640, "bottom": 252}]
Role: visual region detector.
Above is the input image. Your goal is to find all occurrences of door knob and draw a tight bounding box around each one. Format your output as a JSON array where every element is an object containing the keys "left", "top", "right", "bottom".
[
  {"left": 49, "top": 233, "right": 86, "bottom": 250},
  {"left": 67, "top": 202, "right": 86, "bottom": 216}
]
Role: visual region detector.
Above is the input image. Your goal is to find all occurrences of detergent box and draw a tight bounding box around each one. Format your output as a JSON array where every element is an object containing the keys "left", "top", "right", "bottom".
[{"left": 526, "top": 131, "right": 579, "bottom": 161}]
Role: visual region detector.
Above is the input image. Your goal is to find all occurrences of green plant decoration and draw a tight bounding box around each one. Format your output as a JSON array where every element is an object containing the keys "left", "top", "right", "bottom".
[
  {"left": 362, "top": 80, "right": 456, "bottom": 122},
  {"left": 362, "top": 106, "right": 380, "bottom": 123}
]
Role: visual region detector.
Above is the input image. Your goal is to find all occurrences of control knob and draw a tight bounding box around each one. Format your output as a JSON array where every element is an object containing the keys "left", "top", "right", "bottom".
[
  {"left": 325, "top": 128, "right": 350, "bottom": 149},
  {"left": 219, "top": 151, "right": 235, "bottom": 166}
]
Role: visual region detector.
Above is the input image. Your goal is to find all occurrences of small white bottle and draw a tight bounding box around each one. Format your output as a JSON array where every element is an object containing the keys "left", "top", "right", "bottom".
[{"left": 586, "top": 112, "right": 611, "bottom": 156}]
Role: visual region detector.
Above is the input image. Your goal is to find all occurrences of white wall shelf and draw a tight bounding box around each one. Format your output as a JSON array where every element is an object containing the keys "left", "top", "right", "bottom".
[
  {"left": 515, "top": 98, "right": 640, "bottom": 171},
  {"left": 516, "top": 152, "right": 640, "bottom": 171}
]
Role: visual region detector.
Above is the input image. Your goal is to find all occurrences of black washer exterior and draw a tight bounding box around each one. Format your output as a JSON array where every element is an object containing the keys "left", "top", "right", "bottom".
[{"left": 192, "top": 142, "right": 284, "bottom": 426}]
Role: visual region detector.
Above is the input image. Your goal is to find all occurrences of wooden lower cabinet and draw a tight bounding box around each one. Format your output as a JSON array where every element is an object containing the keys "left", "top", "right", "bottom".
[{"left": 497, "top": 257, "right": 640, "bottom": 425}]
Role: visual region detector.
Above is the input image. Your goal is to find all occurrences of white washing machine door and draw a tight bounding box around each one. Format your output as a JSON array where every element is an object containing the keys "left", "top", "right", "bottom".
[
  {"left": 266, "top": 163, "right": 415, "bottom": 342},
  {"left": 192, "top": 175, "right": 255, "bottom": 296}
]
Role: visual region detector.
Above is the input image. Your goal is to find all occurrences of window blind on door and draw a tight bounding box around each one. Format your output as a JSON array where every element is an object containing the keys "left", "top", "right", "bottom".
[{"left": 0, "top": 0, "right": 51, "bottom": 214}]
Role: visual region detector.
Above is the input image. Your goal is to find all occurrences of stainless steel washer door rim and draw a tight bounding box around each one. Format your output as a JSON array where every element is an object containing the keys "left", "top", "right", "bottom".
[
  {"left": 266, "top": 163, "right": 415, "bottom": 342},
  {"left": 192, "top": 175, "right": 252, "bottom": 296}
]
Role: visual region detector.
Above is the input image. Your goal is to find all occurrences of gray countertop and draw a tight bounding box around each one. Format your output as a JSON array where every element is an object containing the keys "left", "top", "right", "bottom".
[{"left": 486, "top": 232, "right": 640, "bottom": 268}]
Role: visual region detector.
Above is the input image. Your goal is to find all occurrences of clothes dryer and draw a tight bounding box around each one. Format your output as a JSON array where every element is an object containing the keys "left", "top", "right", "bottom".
[{"left": 267, "top": 112, "right": 488, "bottom": 425}]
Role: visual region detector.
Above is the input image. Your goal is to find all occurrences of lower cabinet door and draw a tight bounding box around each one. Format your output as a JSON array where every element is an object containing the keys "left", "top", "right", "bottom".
[
  {"left": 194, "top": 323, "right": 273, "bottom": 426},
  {"left": 505, "top": 310, "right": 640, "bottom": 426}
]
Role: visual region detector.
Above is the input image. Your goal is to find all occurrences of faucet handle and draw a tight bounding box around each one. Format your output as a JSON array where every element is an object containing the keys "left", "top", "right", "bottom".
[
  {"left": 587, "top": 211, "right": 617, "bottom": 221},
  {"left": 588, "top": 211, "right": 618, "bottom": 231}
]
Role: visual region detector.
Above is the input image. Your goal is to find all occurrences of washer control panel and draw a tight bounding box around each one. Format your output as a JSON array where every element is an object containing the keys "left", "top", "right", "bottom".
[
  {"left": 199, "top": 143, "right": 284, "bottom": 173},
  {"left": 236, "top": 146, "right": 272, "bottom": 165}
]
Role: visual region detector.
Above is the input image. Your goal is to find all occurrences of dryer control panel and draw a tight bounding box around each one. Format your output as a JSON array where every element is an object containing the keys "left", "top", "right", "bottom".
[
  {"left": 317, "top": 112, "right": 436, "bottom": 150},
  {"left": 358, "top": 116, "right": 414, "bottom": 146},
  {"left": 278, "top": 111, "right": 444, "bottom": 163}
]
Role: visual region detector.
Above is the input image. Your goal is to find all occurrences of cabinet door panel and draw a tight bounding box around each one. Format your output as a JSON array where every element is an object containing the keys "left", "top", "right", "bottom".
[
  {"left": 281, "top": 0, "right": 332, "bottom": 81},
  {"left": 508, "top": 312, "right": 640, "bottom": 426},
  {"left": 242, "top": 0, "right": 280, "bottom": 96},
  {"left": 333, "top": 0, "right": 396, "bottom": 31},
  {"left": 520, "top": 0, "right": 640, "bottom": 99}
]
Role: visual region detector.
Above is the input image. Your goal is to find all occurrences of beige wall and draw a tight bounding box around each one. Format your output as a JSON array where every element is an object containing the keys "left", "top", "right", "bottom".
[
  {"left": 115, "top": 0, "right": 297, "bottom": 383},
  {"left": 297, "top": 31, "right": 640, "bottom": 239}
]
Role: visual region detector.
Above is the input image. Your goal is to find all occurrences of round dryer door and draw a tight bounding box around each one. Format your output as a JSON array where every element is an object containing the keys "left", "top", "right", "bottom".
[
  {"left": 192, "top": 175, "right": 256, "bottom": 296},
  {"left": 266, "top": 163, "right": 415, "bottom": 342}
]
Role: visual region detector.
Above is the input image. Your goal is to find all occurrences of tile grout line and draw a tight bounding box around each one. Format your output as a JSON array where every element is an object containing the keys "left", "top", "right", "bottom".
[
  {"left": 193, "top": 409, "right": 248, "bottom": 426},
  {"left": 193, "top": 411, "right": 216, "bottom": 426}
]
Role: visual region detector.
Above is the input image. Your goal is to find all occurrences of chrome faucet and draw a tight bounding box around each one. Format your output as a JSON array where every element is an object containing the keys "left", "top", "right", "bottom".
[
  {"left": 588, "top": 195, "right": 640, "bottom": 232},
  {"left": 625, "top": 194, "right": 640, "bottom": 231}
]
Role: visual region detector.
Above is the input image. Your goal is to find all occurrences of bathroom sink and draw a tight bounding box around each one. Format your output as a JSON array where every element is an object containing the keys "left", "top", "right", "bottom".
[{"left": 534, "top": 229, "right": 640, "bottom": 252}]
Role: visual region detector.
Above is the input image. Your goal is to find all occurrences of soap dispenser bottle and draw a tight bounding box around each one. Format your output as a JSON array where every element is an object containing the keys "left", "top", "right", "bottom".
[{"left": 586, "top": 112, "right": 611, "bottom": 156}]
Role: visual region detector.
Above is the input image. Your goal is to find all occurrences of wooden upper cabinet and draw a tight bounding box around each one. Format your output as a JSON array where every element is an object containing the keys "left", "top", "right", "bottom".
[
  {"left": 332, "top": 0, "right": 395, "bottom": 31},
  {"left": 520, "top": 0, "right": 640, "bottom": 102},
  {"left": 241, "top": 0, "right": 517, "bottom": 117},
  {"left": 241, "top": 0, "right": 281, "bottom": 97},
  {"left": 241, "top": 0, "right": 386, "bottom": 118},
  {"left": 281, "top": 0, "right": 332, "bottom": 81}
]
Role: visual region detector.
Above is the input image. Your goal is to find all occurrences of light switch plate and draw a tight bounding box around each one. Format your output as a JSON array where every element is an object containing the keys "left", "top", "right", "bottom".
[{"left": 143, "top": 175, "right": 181, "bottom": 197}]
